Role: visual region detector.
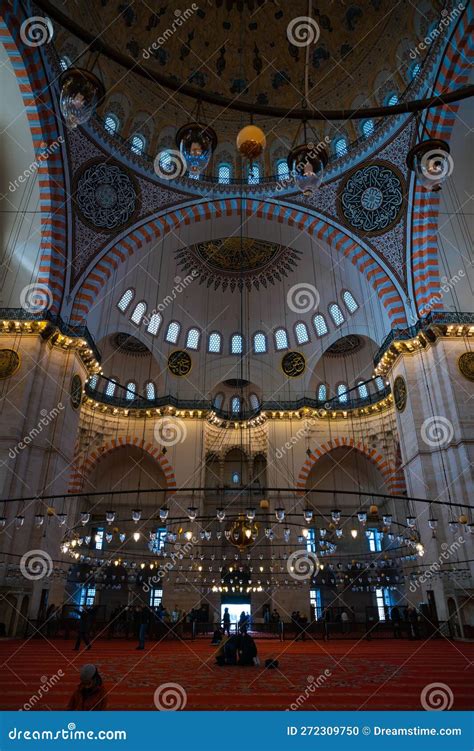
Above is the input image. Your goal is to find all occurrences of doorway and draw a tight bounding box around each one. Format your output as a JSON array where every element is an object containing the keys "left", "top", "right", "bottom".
[{"left": 221, "top": 602, "right": 251, "bottom": 630}]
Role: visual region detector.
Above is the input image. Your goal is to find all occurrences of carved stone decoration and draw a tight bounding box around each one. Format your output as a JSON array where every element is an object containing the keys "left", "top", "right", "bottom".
[
  {"left": 75, "top": 161, "right": 138, "bottom": 230},
  {"left": 281, "top": 351, "right": 306, "bottom": 378},
  {"left": 338, "top": 162, "right": 404, "bottom": 235},
  {"left": 0, "top": 349, "right": 20, "bottom": 379},
  {"left": 70, "top": 374, "right": 83, "bottom": 410},
  {"left": 168, "top": 350, "right": 192, "bottom": 377},
  {"left": 393, "top": 375, "right": 407, "bottom": 412},
  {"left": 458, "top": 352, "right": 474, "bottom": 382}
]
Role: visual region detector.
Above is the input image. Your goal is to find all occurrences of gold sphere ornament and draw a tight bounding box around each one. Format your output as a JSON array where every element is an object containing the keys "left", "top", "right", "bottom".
[
  {"left": 459, "top": 514, "right": 468, "bottom": 525},
  {"left": 236, "top": 124, "right": 266, "bottom": 160},
  {"left": 369, "top": 504, "right": 378, "bottom": 515}
]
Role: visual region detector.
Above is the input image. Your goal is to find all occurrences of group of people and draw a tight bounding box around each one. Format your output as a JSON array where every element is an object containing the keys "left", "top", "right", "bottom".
[{"left": 212, "top": 627, "right": 259, "bottom": 666}]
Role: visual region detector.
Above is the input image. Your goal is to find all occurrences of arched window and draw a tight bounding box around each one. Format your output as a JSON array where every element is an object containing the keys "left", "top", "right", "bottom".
[
  {"left": 145, "top": 381, "right": 156, "bottom": 400},
  {"left": 218, "top": 163, "right": 231, "bottom": 184},
  {"left": 317, "top": 383, "right": 327, "bottom": 402},
  {"left": 274, "top": 327, "right": 289, "bottom": 351},
  {"left": 342, "top": 290, "right": 358, "bottom": 314},
  {"left": 130, "top": 133, "right": 146, "bottom": 155},
  {"left": 357, "top": 380, "right": 369, "bottom": 399},
  {"left": 247, "top": 163, "right": 260, "bottom": 185},
  {"left": 328, "top": 303, "right": 345, "bottom": 326},
  {"left": 361, "top": 119, "right": 374, "bottom": 138},
  {"left": 231, "top": 396, "right": 241, "bottom": 414},
  {"left": 117, "top": 288, "right": 134, "bottom": 312},
  {"left": 130, "top": 301, "right": 147, "bottom": 325},
  {"left": 249, "top": 393, "right": 260, "bottom": 411},
  {"left": 410, "top": 61, "right": 421, "bottom": 80},
  {"left": 313, "top": 314, "right": 328, "bottom": 336},
  {"left": 294, "top": 322, "right": 309, "bottom": 345},
  {"left": 337, "top": 383, "right": 349, "bottom": 403},
  {"left": 165, "top": 321, "right": 181, "bottom": 344},
  {"left": 334, "top": 137, "right": 348, "bottom": 157},
  {"left": 231, "top": 333, "right": 243, "bottom": 354},
  {"left": 125, "top": 381, "right": 136, "bottom": 400},
  {"left": 253, "top": 332, "right": 267, "bottom": 354},
  {"left": 158, "top": 150, "right": 173, "bottom": 174},
  {"left": 386, "top": 92, "right": 399, "bottom": 106},
  {"left": 375, "top": 376, "right": 385, "bottom": 391},
  {"left": 146, "top": 313, "right": 162, "bottom": 335},
  {"left": 232, "top": 471, "right": 241, "bottom": 484},
  {"left": 105, "top": 378, "right": 117, "bottom": 397},
  {"left": 104, "top": 113, "right": 119, "bottom": 134},
  {"left": 208, "top": 331, "right": 222, "bottom": 353},
  {"left": 185, "top": 327, "right": 200, "bottom": 350},
  {"left": 88, "top": 374, "right": 99, "bottom": 390},
  {"left": 213, "top": 393, "right": 224, "bottom": 410},
  {"left": 276, "top": 159, "right": 290, "bottom": 181},
  {"left": 59, "top": 55, "right": 71, "bottom": 71}
]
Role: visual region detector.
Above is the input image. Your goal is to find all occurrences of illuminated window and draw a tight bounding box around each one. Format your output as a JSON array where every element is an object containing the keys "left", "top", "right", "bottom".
[
  {"left": 248, "top": 163, "right": 260, "bottom": 185},
  {"left": 342, "top": 290, "right": 358, "bottom": 313},
  {"left": 313, "top": 314, "right": 328, "bottom": 336},
  {"left": 130, "top": 133, "right": 145, "bottom": 155},
  {"left": 218, "top": 163, "right": 231, "bottom": 184},
  {"left": 274, "top": 327, "right": 289, "bottom": 351},
  {"left": 59, "top": 56, "right": 71, "bottom": 71},
  {"left": 375, "top": 588, "right": 392, "bottom": 621},
  {"left": 276, "top": 159, "right": 290, "bottom": 180},
  {"left": 367, "top": 528, "right": 382, "bottom": 553},
  {"left": 361, "top": 119, "right": 374, "bottom": 138},
  {"left": 186, "top": 327, "right": 200, "bottom": 350},
  {"left": 130, "top": 302, "right": 146, "bottom": 325},
  {"left": 158, "top": 151, "right": 173, "bottom": 174},
  {"left": 208, "top": 332, "right": 222, "bottom": 353},
  {"left": 104, "top": 113, "right": 119, "bottom": 134},
  {"left": 231, "top": 334, "right": 243, "bottom": 354},
  {"left": 357, "top": 380, "right": 369, "bottom": 399},
  {"left": 231, "top": 396, "right": 241, "bottom": 414},
  {"left": 117, "top": 289, "right": 134, "bottom": 312},
  {"left": 295, "top": 322, "right": 309, "bottom": 344},
  {"left": 310, "top": 588, "right": 322, "bottom": 620},
  {"left": 165, "top": 321, "right": 181, "bottom": 344},
  {"left": 147, "top": 313, "right": 162, "bottom": 335},
  {"left": 317, "top": 383, "right": 327, "bottom": 402},
  {"left": 253, "top": 332, "right": 267, "bottom": 354},
  {"left": 213, "top": 393, "right": 224, "bottom": 409},
  {"left": 125, "top": 381, "right": 136, "bottom": 400},
  {"left": 375, "top": 376, "right": 385, "bottom": 391},
  {"left": 88, "top": 374, "right": 99, "bottom": 390},
  {"left": 105, "top": 378, "right": 117, "bottom": 397},
  {"left": 145, "top": 381, "right": 156, "bottom": 400},
  {"left": 410, "top": 62, "right": 421, "bottom": 80},
  {"left": 249, "top": 393, "right": 259, "bottom": 411},
  {"left": 337, "top": 383, "right": 349, "bottom": 404},
  {"left": 93, "top": 528, "right": 104, "bottom": 551},
  {"left": 329, "top": 303, "right": 345, "bottom": 326},
  {"left": 149, "top": 588, "right": 163, "bottom": 608},
  {"left": 386, "top": 92, "right": 399, "bottom": 106},
  {"left": 306, "top": 529, "right": 316, "bottom": 553},
  {"left": 334, "top": 137, "right": 348, "bottom": 157},
  {"left": 232, "top": 471, "right": 240, "bottom": 484},
  {"left": 80, "top": 585, "right": 96, "bottom": 607}
]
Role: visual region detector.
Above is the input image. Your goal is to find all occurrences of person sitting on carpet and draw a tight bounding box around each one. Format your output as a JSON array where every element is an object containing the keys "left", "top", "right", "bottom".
[
  {"left": 67, "top": 664, "right": 107, "bottom": 711},
  {"left": 238, "top": 633, "right": 258, "bottom": 666},
  {"left": 211, "top": 626, "right": 223, "bottom": 645}
]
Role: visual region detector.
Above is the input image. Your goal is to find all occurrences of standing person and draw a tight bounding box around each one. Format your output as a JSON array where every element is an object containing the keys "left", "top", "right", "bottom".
[
  {"left": 391, "top": 606, "right": 402, "bottom": 638},
  {"left": 222, "top": 607, "right": 231, "bottom": 636},
  {"left": 407, "top": 607, "right": 420, "bottom": 639},
  {"left": 67, "top": 664, "right": 107, "bottom": 710},
  {"left": 341, "top": 609, "right": 349, "bottom": 635},
  {"left": 238, "top": 611, "right": 248, "bottom": 634},
  {"left": 171, "top": 604, "right": 183, "bottom": 639},
  {"left": 136, "top": 606, "right": 150, "bottom": 650},
  {"left": 322, "top": 607, "right": 331, "bottom": 641},
  {"left": 73, "top": 607, "right": 93, "bottom": 651}
]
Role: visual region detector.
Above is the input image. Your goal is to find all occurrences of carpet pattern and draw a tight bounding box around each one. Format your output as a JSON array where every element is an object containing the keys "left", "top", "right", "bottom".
[{"left": 0, "top": 638, "right": 472, "bottom": 711}]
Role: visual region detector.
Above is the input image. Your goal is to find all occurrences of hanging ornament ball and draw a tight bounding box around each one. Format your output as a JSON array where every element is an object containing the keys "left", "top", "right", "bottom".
[
  {"left": 459, "top": 514, "right": 468, "bottom": 525},
  {"left": 259, "top": 499, "right": 269, "bottom": 510},
  {"left": 236, "top": 125, "right": 266, "bottom": 159},
  {"left": 59, "top": 68, "right": 105, "bottom": 129},
  {"left": 369, "top": 504, "right": 378, "bottom": 515}
]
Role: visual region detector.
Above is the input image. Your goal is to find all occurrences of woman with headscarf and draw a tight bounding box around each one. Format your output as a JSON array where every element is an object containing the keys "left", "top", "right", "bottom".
[{"left": 67, "top": 664, "right": 108, "bottom": 710}]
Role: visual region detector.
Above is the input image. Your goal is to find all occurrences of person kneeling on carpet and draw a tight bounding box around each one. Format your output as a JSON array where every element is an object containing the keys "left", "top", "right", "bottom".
[
  {"left": 238, "top": 633, "right": 258, "bottom": 666},
  {"left": 67, "top": 664, "right": 108, "bottom": 711}
]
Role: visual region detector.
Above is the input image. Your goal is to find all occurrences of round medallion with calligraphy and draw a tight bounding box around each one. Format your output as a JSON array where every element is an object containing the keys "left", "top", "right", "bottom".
[
  {"left": 168, "top": 350, "right": 192, "bottom": 377},
  {"left": 338, "top": 161, "right": 404, "bottom": 235},
  {"left": 458, "top": 352, "right": 474, "bottom": 382},
  {"left": 281, "top": 351, "right": 306, "bottom": 378},
  {"left": 0, "top": 349, "right": 20, "bottom": 379},
  {"left": 393, "top": 375, "right": 407, "bottom": 412},
  {"left": 75, "top": 162, "right": 138, "bottom": 230},
  {"left": 70, "top": 374, "right": 83, "bottom": 410}
]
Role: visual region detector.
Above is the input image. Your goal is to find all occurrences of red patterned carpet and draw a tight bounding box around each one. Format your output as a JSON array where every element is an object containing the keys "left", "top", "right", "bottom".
[{"left": 0, "top": 637, "right": 472, "bottom": 711}]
